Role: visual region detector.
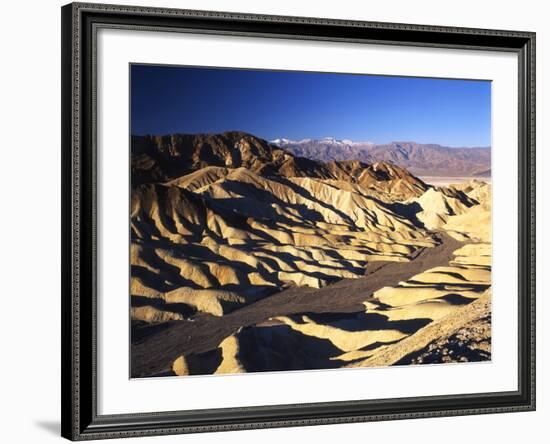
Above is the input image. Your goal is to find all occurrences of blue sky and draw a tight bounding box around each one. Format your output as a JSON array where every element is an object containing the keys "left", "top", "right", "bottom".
[{"left": 131, "top": 64, "right": 491, "bottom": 147}]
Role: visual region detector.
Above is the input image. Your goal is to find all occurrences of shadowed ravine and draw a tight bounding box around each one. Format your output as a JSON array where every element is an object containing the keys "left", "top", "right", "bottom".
[
  {"left": 131, "top": 232, "right": 462, "bottom": 377},
  {"left": 130, "top": 131, "right": 492, "bottom": 377}
]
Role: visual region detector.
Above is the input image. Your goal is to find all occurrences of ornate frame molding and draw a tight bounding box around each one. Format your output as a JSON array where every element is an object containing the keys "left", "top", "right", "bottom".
[{"left": 61, "top": 3, "right": 536, "bottom": 440}]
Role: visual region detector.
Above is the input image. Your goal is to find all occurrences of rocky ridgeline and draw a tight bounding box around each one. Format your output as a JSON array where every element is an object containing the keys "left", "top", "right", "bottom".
[{"left": 130, "top": 131, "right": 492, "bottom": 376}]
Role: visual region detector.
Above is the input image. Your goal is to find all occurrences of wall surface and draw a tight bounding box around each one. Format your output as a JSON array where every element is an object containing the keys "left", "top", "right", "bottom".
[{"left": 0, "top": 0, "right": 546, "bottom": 442}]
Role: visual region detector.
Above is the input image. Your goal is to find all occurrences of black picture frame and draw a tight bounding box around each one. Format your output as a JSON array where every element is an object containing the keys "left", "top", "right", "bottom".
[{"left": 61, "top": 2, "right": 536, "bottom": 440}]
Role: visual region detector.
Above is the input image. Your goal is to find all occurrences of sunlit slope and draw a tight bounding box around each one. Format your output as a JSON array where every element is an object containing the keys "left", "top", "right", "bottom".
[
  {"left": 159, "top": 180, "right": 492, "bottom": 374},
  {"left": 169, "top": 239, "right": 491, "bottom": 374},
  {"left": 130, "top": 166, "right": 437, "bottom": 318},
  {"left": 132, "top": 131, "right": 429, "bottom": 198},
  {"left": 129, "top": 132, "right": 492, "bottom": 374}
]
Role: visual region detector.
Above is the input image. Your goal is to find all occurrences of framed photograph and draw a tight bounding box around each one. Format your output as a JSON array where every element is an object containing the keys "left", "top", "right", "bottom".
[{"left": 61, "top": 2, "right": 536, "bottom": 440}]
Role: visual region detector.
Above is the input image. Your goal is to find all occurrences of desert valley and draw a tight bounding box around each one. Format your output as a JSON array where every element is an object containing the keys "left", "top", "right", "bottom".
[{"left": 129, "top": 131, "right": 492, "bottom": 377}]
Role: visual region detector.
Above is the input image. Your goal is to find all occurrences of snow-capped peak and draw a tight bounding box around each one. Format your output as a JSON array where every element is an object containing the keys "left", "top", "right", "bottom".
[
  {"left": 270, "top": 138, "right": 293, "bottom": 146},
  {"left": 271, "top": 137, "right": 374, "bottom": 147}
]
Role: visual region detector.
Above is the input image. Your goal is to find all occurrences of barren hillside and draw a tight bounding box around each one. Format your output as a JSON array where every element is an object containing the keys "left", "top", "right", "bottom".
[{"left": 130, "top": 132, "right": 492, "bottom": 377}]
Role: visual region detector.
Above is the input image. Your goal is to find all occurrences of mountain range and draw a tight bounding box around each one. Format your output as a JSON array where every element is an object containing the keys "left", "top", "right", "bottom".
[
  {"left": 270, "top": 137, "right": 491, "bottom": 177},
  {"left": 132, "top": 131, "right": 430, "bottom": 200},
  {"left": 130, "top": 131, "right": 492, "bottom": 377}
]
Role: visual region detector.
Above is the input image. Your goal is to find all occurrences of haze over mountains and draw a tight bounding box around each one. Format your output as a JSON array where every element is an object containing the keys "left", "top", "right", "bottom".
[
  {"left": 132, "top": 132, "right": 433, "bottom": 199},
  {"left": 271, "top": 137, "right": 491, "bottom": 177},
  {"left": 130, "top": 131, "right": 492, "bottom": 377}
]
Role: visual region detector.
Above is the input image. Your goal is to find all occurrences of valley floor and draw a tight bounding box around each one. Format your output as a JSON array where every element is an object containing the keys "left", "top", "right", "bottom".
[
  {"left": 131, "top": 232, "right": 491, "bottom": 377},
  {"left": 420, "top": 176, "right": 492, "bottom": 187},
  {"left": 130, "top": 133, "right": 492, "bottom": 378}
]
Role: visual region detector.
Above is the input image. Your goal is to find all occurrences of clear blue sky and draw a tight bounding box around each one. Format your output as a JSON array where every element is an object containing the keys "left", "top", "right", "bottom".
[{"left": 131, "top": 64, "right": 491, "bottom": 147}]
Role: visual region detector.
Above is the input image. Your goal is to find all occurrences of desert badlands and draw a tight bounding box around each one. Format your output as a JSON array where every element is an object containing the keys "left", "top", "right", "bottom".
[{"left": 130, "top": 132, "right": 492, "bottom": 377}]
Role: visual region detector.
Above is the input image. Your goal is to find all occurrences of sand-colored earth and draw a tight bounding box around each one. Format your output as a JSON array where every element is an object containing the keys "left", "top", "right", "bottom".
[
  {"left": 130, "top": 167, "right": 440, "bottom": 317},
  {"left": 130, "top": 132, "right": 492, "bottom": 377},
  {"left": 166, "top": 237, "right": 491, "bottom": 375}
]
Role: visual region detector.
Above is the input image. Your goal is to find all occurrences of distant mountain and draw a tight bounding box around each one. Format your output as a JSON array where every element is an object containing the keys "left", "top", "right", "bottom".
[
  {"left": 270, "top": 137, "right": 375, "bottom": 163},
  {"left": 131, "top": 132, "right": 428, "bottom": 200},
  {"left": 131, "top": 130, "right": 493, "bottom": 376},
  {"left": 271, "top": 138, "right": 491, "bottom": 177},
  {"left": 132, "top": 131, "right": 333, "bottom": 184}
]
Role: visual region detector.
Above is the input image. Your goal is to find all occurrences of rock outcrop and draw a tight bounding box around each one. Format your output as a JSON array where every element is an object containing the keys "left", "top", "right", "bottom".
[{"left": 130, "top": 132, "right": 492, "bottom": 377}]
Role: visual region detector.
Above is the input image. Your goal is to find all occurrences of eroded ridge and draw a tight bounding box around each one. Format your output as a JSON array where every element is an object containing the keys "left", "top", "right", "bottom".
[{"left": 130, "top": 132, "right": 492, "bottom": 377}]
